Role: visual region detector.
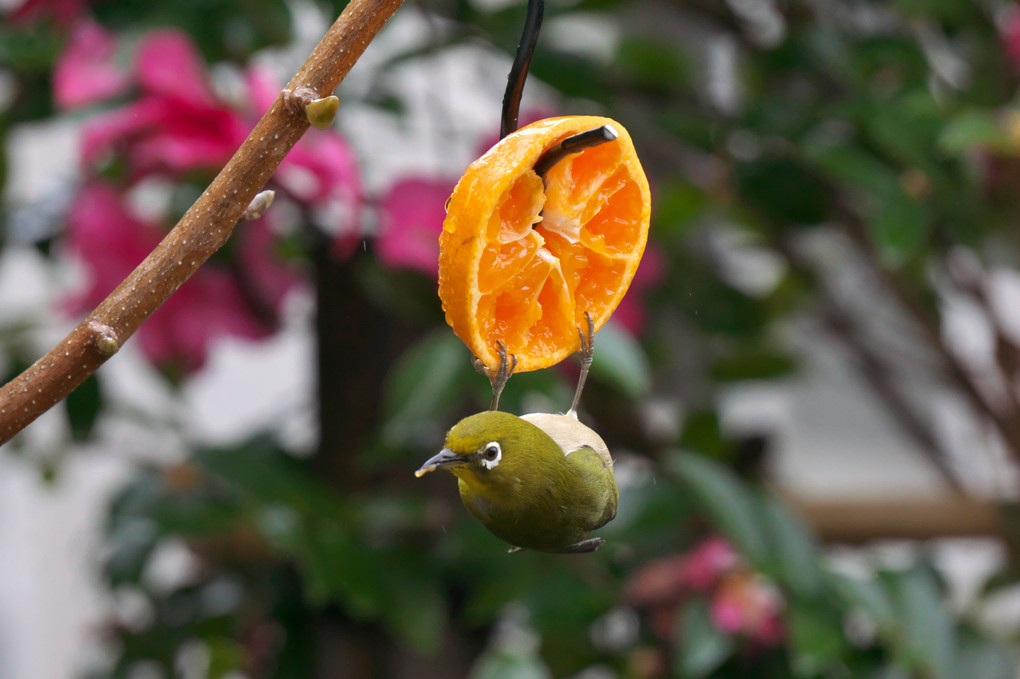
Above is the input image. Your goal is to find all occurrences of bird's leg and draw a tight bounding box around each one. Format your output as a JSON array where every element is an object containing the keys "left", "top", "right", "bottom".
[
  {"left": 555, "top": 537, "right": 605, "bottom": 553},
  {"left": 568, "top": 312, "right": 596, "bottom": 415},
  {"left": 473, "top": 341, "right": 517, "bottom": 411}
]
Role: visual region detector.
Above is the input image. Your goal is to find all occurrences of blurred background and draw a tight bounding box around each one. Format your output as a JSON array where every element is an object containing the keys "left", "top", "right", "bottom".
[{"left": 3, "top": 0, "right": 1020, "bottom": 677}]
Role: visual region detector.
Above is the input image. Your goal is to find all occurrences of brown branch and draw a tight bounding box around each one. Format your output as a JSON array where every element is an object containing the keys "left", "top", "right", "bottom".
[
  {"left": 0, "top": 0, "right": 405, "bottom": 446},
  {"left": 788, "top": 494, "right": 1003, "bottom": 542},
  {"left": 774, "top": 237, "right": 967, "bottom": 493},
  {"left": 831, "top": 199, "right": 1020, "bottom": 460}
]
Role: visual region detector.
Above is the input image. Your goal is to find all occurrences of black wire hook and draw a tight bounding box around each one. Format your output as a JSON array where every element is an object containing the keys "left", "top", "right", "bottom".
[
  {"left": 500, "top": 0, "right": 544, "bottom": 139},
  {"left": 498, "top": 0, "right": 617, "bottom": 176}
]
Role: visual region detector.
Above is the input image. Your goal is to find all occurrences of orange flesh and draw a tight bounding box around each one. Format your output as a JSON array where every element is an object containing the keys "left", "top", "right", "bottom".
[{"left": 438, "top": 116, "right": 651, "bottom": 372}]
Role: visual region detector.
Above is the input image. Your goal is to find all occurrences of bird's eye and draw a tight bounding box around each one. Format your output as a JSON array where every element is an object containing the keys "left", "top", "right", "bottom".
[{"left": 480, "top": 441, "right": 502, "bottom": 469}]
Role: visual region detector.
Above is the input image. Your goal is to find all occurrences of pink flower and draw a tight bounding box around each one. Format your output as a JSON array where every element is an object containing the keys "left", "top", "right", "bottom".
[
  {"left": 65, "top": 183, "right": 295, "bottom": 373},
  {"left": 625, "top": 536, "right": 784, "bottom": 646},
  {"left": 1004, "top": 9, "right": 1020, "bottom": 69},
  {"left": 624, "top": 553, "right": 691, "bottom": 608},
  {"left": 81, "top": 31, "right": 247, "bottom": 177},
  {"left": 709, "top": 573, "right": 784, "bottom": 645},
  {"left": 677, "top": 536, "right": 739, "bottom": 591},
  {"left": 77, "top": 29, "right": 361, "bottom": 232},
  {"left": 625, "top": 537, "right": 738, "bottom": 607},
  {"left": 614, "top": 243, "right": 666, "bottom": 336},
  {"left": 59, "top": 26, "right": 364, "bottom": 375},
  {"left": 237, "top": 217, "right": 304, "bottom": 314},
  {"left": 53, "top": 19, "right": 128, "bottom": 109},
  {"left": 134, "top": 30, "right": 219, "bottom": 106},
  {"left": 375, "top": 178, "right": 454, "bottom": 275},
  {"left": 7, "top": 0, "right": 86, "bottom": 26}
]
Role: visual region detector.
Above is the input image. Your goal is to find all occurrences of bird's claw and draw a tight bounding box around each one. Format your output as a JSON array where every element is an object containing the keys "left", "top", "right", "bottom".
[
  {"left": 577, "top": 311, "right": 595, "bottom": 367},
  {"left": 475, "top": 341, "right": 517, "bottom": 411},
  {"left": 569, "top": 312, "right": 596, "bottom": 415},
  {"left": 556, "top": 537, "right": 605, "bottom": 553}
]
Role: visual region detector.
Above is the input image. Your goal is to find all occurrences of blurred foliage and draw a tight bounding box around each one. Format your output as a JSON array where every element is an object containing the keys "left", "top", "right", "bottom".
[{"left": 7, "top": 0, "right": 1020, "bottom": 677}]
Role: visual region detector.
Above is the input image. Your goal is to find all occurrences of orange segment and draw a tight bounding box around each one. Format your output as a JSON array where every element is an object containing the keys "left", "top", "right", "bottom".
[{"left": 438, "top": 116, "right": 651, "bottom": 372}]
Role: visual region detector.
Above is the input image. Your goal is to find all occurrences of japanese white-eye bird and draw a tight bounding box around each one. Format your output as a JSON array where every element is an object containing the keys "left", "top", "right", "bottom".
[{"left": 416, "top": 315, "right": 618, "bottom": 553}]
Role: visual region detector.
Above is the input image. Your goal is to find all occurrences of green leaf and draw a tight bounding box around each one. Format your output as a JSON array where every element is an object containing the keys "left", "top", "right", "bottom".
[
  {"left": 939, "top": 110, "right": 1010, "bottom": 154},
  {"left": 470, "top": 652, "right": 553, "bottom": 679},
  {"left": 871, "top": 191, "right": 928, "bottom": 267},
  {"left": 382, "top": 330, "right": 470, "bottom": 446},
  {"left": 957, "top": 634, "right": 1015, "bottom": 679},
  {"left": 654, "top": 181, "right": 707, "bottom": 241},
  {"left": 383, "top": 577, "right": 447, "bottom": 655},
  {"left": 675, "top": 598, "right": 733, "bottom": 679},
  {"left": 736, "top": 156, "right": 833, "bottom": 226},
  {"left": 66, "top": 374, "right": 102, "bottom": 442},
  {"left": 198, "top": 441, "right": 341, "bottom": 519},
  {"left": 827, "top": 571, "right": 896, "bottom": 633},
  {"left": 710, "top": 349, "right": 796, "bottom": 382},
  {"left": 787, "top": 606, "right": 845, "bottom": 677},
  {"left": 760, "top": 495, "right": 823, "bottom": 598},
  {"left": 299, "top": 524, "right": 383, "bottom": 613},
  {"left": 615, "top": 35, "right": 692, "bottom": 92},
  {"left": 893, "top": 566, "right": 957, "bottom": 679},
  {"left": 590, "top": 319, "right": 651, "bottom": 397},
  {"left": 678, "top": 410, "right": 730, "bottom": 459},
  {"left": 865, "top": 90, "right": 942, "bottom": 167},
  {"left": 207, "top": 638, "right": 245, "bottom": 679},
  {"left": 669, "top": 452, "right": 768, "bottom": 564},
  {"left": 804, "top": 144, "right": 900, "bottom": 198}
]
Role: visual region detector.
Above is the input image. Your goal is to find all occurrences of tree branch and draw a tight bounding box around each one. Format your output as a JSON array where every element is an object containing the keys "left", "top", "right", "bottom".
[
  {"left": 0, "top": 0, "right": 405, "bottom": 446},
  {"left": 773, "top": 236, "right": 967, "bottom": 493},
  {"left": 830, "top": 200, "right": 1020, "bottom": 460}
]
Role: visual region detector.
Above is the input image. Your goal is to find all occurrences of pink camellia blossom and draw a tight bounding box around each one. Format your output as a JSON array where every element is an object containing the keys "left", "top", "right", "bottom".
[
  {"left": 65, "top": 183, "right": 293, "bottom": 373},
  {"left": 375, "top": 178, "right": 454, "bottom": 275},
  {"left": 236, "top": 218, "right": 304, "bottom": 315},
  {"left": 6, "top": 0, "right": 86, "bottom": 27},
  {"left": 81, "top": 31, "right": 248, "bottom": 177},
  {"left": 78, "top": 30, "right": 361, "bottom": 229},
  {"left": 59, "top": 26, "right": 363, "bottom": 374},
  {"left": 1004, "top": 8, "right": 1020, "bottom": 69},
  {"left": 53, "top": 19, "right": 128, "bottom": 109},
  {"left": 623, "top": 553, "right": 690, "bottom": 607},
  {"left": 625, "top": 536, "right": 738, "bottom": 606},
  {"left": 614, "top": 244, "right": 666, "bottom": 335},
  {"left": 625, "top": 536, "right": 785, "bottom": 647},
  {"left": 709, "top": 572, "right": 785, "bottom": 645},
  {"left": 134, "top": 30, "right": 219, "bottom": 106},
  {"left": 677, "top": 535, "right": 740, "bottom": 591}
]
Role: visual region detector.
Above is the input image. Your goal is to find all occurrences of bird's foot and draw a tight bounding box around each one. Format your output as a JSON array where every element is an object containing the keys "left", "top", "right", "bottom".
[
  {"left": 569, "top": 312, "right": 596, "bottom": 415},
  {"left": 556, "top": 537, "right": 605, "bottom": 553},
  {"left": 474, "top": 341, "right": 517, "bottom": 411}
]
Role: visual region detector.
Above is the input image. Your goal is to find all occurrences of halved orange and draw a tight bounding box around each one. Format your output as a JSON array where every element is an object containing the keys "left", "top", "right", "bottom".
[{"left": 438, "top": 116, "right": 651, "bottom": 372}]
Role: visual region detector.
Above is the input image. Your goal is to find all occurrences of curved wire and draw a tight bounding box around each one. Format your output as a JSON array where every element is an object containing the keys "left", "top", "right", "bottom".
[
  {"left": 500, "top": 0, "right": 544, "bottom": 139},
  {"left": 533, "top": 124, "right": 618, "bottom": 177}
]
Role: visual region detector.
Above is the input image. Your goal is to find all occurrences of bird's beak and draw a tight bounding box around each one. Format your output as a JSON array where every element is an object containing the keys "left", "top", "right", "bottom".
[{"left": 415, "top": 448, "right": 469, "bottom": 477}]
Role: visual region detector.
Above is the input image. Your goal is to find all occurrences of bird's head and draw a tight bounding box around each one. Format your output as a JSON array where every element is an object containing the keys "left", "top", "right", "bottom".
[{"left": 415, "top": 411, "right": 560, "bottom": 490}]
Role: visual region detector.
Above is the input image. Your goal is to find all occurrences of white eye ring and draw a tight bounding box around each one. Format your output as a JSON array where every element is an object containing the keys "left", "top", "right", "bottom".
[{"left": 480, "top": 441, "right": 502, "bottom": 469}]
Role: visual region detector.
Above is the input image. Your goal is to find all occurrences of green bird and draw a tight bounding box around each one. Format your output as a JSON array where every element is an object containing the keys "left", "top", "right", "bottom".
[{"left": 416, "top": 316, "right": 618, "bottom": 553}]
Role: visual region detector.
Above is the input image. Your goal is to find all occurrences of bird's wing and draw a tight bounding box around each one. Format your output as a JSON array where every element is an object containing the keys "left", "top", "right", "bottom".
[{"left": 520, "top": 412, "right": 613, "bottom": 467}]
